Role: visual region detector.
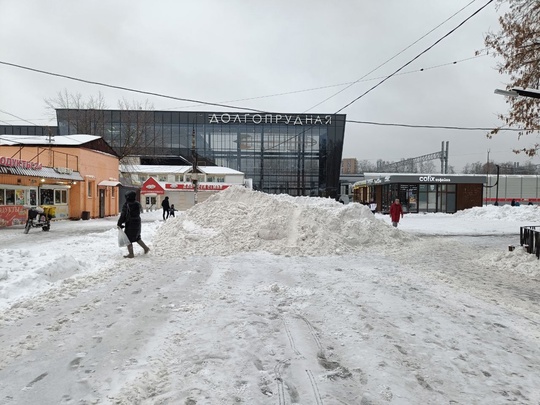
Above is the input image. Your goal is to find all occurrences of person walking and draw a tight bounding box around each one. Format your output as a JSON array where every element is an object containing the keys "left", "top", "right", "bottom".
[
  {"left": 169, "top": 204, "right": 177, "bottom": 218},
  {"left": 369, "top": 200, "right": 377, "bottom": 214},
  {"left": 390, "top": 198, "right": 404, "bottom": 227},
  {"left": 161, "top": 196, "right": 170, "bottom": 220},
  {"left": 117, "top": 191, "right": 150, "bottom": 258}
]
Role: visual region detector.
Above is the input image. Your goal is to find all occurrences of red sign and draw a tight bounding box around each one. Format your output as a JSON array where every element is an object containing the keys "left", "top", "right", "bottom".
[
  {"left": 165, "top": 183, "right": 230, "bottom": 191},
  {"left": 0, "top": 156, "right": 42, "bottom": 170},
  {"left": 0, "top": 205, "right": 27, "bottom": 227}
]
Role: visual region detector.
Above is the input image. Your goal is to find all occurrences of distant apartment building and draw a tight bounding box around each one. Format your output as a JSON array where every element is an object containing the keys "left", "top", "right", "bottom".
[{"left": 341, "top": 158, "right": 358, "bottom": 174}]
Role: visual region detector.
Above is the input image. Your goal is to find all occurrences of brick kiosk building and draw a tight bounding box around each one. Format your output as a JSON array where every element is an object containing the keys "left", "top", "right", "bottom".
[
  {"left": 353, "top": 173, "right": 487, "bottom": 214},
  {"left": 0, "top": 135, "right": 120, "bottom": 227}
]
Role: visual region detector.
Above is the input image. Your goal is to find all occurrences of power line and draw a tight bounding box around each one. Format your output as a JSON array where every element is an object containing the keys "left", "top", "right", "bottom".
[
  {"left": 162, "top": 53, "right": 487, "bottom": 110},
  {"left": 0, "top": 51, "right": 487, "bottom": 117},
  {"left": 1, "top": 106, "right": 529, "bottom": 134},
  {"left": 0, "top": 109, "right": 39, "bottom": 126},
  {"left": 305, "top": 0, "right": 479, "bottom": 112},
  {"left": 0, "top": 60, "right": 267, "bottom": 114},
  {"left": 346, "top": 119, "right": 532, "bottom": 132},
  {"left": 335, "top": 0, "right": 495, "bottom": 113}
]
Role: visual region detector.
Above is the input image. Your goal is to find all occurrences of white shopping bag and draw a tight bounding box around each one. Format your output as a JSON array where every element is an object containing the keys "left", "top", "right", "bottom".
[{"left": 118, "top": 228, "right": 131, "bottom": 247}]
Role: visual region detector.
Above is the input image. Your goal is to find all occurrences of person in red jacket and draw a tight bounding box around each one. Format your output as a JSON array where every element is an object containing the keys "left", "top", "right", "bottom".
[{"left": 390, "top": 198, "right": 404, "bottom": 227}]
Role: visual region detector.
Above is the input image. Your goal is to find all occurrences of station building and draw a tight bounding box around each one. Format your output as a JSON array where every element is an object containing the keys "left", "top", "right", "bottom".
[{"left": 1, "top": 109, "right": 346, "bottom": 198}]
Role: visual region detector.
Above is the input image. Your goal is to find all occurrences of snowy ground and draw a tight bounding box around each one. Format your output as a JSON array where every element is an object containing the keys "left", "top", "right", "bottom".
[{"left": 1, "top": 187, "right": 539, "bottom": 404}]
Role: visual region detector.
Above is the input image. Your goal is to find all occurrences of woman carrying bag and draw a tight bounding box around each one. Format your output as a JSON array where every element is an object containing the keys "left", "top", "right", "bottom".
[{"left": 117, "top": 191, "right": 150, "bottom": 258}]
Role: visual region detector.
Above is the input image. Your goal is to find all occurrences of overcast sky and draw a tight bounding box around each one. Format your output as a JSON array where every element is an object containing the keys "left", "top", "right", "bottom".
[{"left": 0, "top": 0, "right": 536, "bottom": 171}]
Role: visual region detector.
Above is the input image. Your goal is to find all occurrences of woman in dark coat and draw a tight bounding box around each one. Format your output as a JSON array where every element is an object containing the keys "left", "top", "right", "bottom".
[{"left": 117, "top": 191, "right": 150, "bottom": 258}]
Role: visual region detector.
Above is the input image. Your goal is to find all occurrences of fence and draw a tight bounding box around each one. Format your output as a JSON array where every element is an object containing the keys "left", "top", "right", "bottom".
[{"left": 519, "top": 226, "right": 540, "bottom": 259}]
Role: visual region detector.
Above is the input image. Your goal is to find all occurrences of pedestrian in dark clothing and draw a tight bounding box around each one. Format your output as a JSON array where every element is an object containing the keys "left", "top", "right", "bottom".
[
  {"left": 511, "top": 199, "right": 516, "bottom": 206},
  {"left": 161, "top": 196, "right": 170, "bottom": 220},
  {"left": 117, "top": 191, "right": 150, "bottom": 258},
  {"left": 169, "top": 204, "right": 177, "bottom": 217},
  {"left": 390, "top": 198, "right": 404, "bottom": 227}
]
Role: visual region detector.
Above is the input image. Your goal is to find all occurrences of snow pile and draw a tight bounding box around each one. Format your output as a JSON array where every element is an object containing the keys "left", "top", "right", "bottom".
[
  {"left": 454, "top": 204, "right": 540, "bottom": 223},
  {"left": 154, "top": 186, "right": 415, "bottom": 257},
  {"left": 475, "top": 247, "right": 540, "bottom": 277}
]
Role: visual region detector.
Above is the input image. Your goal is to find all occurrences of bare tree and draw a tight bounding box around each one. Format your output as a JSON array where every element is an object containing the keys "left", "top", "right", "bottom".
[
  {"left": 463, "top": 160, "right": 537, "bottom": 174},
  {"left": 45, "top": 90, "right": 108, "bottom": 136},
  {"left": 463, "top": 162, "right": 486, "bottom": 174},
  {"left": 418, "top": 160, "right": 436, "bottom": 173},
  {"left": 484, "top": 0, "right": 540, "bottom": 154},
  {"left": 114, "top": 98, "right": 156, "bottom": 160},
  {"left": 45, "top": 91, "right": 156, "bottom": 160},
  {"left": 357, "top": 159, "right": 377, "bottom": 173}
]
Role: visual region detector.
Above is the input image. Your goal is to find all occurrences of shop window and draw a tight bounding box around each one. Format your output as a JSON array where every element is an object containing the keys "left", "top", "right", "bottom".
[
  {"left": 40, "top": 189, "right": 54, "bottom": 205},
  {"left": 0, "top": 189, "right": 4, "bottom": 205},
  {"left": 54, "top": 189, "right": 68, "bottom": 204},
  {"left": 6, "top": 189, "right": 15, "bottom": 205},
  {"left": 158, "top": 175, "right": 167, "bottom": 182},
  {"left": 87, "top": 181, "right": 94, "bottom": 198},
  {"left": 15, "top": 189, "right": 24, "bottom": 205},
  {"left": 29, "top": 189, "right": 37, "bottom": 205},
  {"left": 418, "top": 184, "right": 428, "bottom": 211},
  {"left": 111, "top": 187, "right": 116, "bottom": 199},
  {"left": 174, "top": 175, "right": 183, "bottom": 182}
]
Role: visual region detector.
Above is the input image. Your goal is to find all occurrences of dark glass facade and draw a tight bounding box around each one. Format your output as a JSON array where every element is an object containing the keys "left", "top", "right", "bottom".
[
  {"left": 55, "top": 110, "right": 346, "bottom": 197},
  {"left": 0, "top": 125, "right": 55, "bottom": 136}
]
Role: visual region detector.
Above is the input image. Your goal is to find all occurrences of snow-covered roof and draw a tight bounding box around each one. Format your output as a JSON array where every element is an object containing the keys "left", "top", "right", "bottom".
[
  {"left": 0, "top": 134, "right": 101, "bottom": 146},
  {"left": 120, "top": 165, "right": 243, "bottom": 175},
  {"left": 198, "top": 166, "right": 243, "bottom": 175},
  {"left": 121, "top": 165, "right": 192, "bottom": 174}
]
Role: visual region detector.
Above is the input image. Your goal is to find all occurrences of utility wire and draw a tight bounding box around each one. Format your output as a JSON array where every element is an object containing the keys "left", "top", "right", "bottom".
[
  {"left": 163, "top": 53, "right": 487, "bottom": 111},
  {"left": 1, "top": 106, "right": 526, "bottom": 133},
  {"left": 0, "top": 60, "right": 267, "bottom": 114},
  {"left": 0, "top": 52, "right": 487, "bottom": 117},
  {"left": 0, "top": 109, "right": 39, "bottom": 126},
  {"left": 335, "top": 0, "right": 495, "bottom": 113},
  {"left": 304, "top": 0, "right": 479, "bottom": 112},
  {"left": 346, "top": 119, "right": 532, "bottom": 132}
]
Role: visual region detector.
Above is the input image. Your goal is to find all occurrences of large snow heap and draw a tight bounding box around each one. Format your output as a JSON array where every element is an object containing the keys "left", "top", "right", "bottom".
[{"left": 153, "top": 186, "right": 414, "bottom": 257}]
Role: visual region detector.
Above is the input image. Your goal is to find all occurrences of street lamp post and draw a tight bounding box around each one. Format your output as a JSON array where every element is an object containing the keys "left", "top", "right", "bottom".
[
  {"left": 495, "top": 164, "right": 500, "bottom": 206},
  {"left": 191, "top": 128, "right": 199, "bottom": 205},
  {"left": 494, "top": 87, "right": 540, "bottom": 99}
]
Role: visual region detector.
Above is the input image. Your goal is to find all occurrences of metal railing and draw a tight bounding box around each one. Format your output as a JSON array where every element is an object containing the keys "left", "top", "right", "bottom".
[{"left": 519, "top": 226, "right": 540, "bottom": 259}]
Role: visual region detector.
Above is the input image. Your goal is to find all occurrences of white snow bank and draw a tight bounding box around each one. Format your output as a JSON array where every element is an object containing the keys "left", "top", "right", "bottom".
[
  {"left": 454, "top": 204, "right": 540, "bottom": 223},
  {"left": 153, "top": 186, "right": 415, "bottom": 257}
]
